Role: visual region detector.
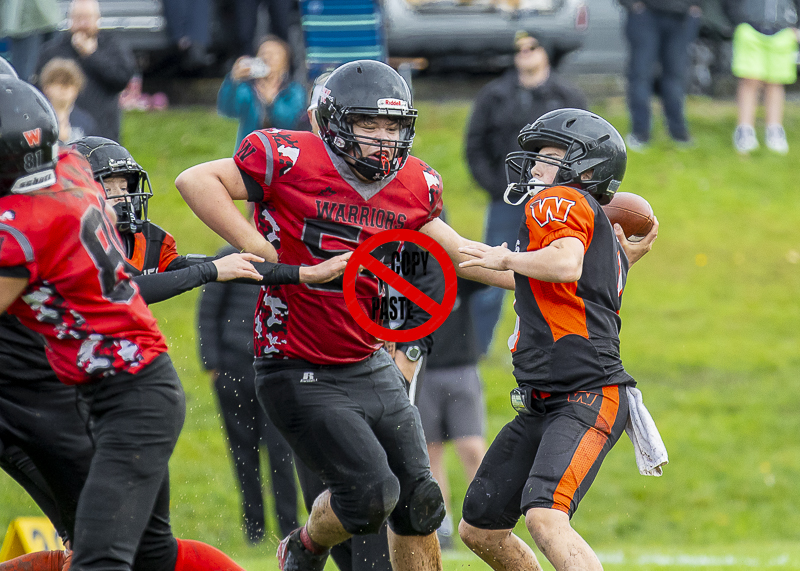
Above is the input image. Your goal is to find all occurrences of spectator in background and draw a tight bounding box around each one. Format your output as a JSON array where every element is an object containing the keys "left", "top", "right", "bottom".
[
  {"left": 724, "top": 0, "right": 800, "bottom": 154},
  {"left": 417, "top": 274, "right": 488, "bottom": 551},
  {"left": 0, "top": 0, "right": 60, "bottom": 81},
  {"left": 35, "top": 0, "right": 136, "bottom": 142},
  {"left": 197, "top": 243, "right": 299, "bottom": 544},
  {"left": 620, "top": 0, "right": 702, "bottom": 150},
  {"left": 217, "top": 35, "right": 306, "bottom": 151},
  {"left": 39, "top": 57, "right": 97, "bottom": 142},
  {"left": 465, "top": 30, "right": 587, "bottom": 357},
  {"left": 162, "top": 0, "right": 212, "bottom": 70},
  {"left": 234, "top": 0, "right": 293, "bottom": 56}
]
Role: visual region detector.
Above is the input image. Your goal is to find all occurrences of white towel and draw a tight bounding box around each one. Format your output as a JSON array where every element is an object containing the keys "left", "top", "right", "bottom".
[{"left": 625, "top": 386, "right": 668, "bottom": 477}]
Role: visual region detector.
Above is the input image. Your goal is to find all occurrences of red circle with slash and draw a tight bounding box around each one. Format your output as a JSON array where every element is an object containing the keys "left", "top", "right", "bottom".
[{"left": 343, "top": 229, "right": 457, "bottom": 343}]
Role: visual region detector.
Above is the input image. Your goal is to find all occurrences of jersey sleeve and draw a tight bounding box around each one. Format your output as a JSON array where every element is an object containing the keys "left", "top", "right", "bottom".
[
  {"left": 421, "top": 164, "right": 444, "bottom": 225},
  {"left": 157, "top": 231, "right": 180, "bottom": 273},
  {"left": 524, "top": 186, "right": 595, "bottom": 252},
  {"left": 0, "top": 223, "right": 35, "bottom": 281},
  {"left": 234, "top": 130, "right": 274, "bottom": 203}
]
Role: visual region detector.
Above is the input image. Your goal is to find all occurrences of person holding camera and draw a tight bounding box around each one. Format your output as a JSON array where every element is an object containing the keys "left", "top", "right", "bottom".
[{"left": 217, "top": 35, "right": 307, "bottom": 150}]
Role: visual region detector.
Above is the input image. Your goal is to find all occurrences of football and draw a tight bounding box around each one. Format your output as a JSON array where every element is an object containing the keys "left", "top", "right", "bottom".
[{"left": 602, "top": 192, "right": 654, "bottom": 242}]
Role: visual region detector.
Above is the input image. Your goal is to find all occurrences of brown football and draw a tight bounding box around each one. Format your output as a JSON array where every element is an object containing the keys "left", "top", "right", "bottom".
[{"left": 602, "top": 192, "right": 654, "bottom": 242}]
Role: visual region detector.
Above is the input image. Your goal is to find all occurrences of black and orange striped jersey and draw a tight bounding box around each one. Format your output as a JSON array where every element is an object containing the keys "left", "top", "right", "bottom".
[
  {"left": 124, "top": 222, "right": 181, "bottom": 274},
  {"left": 508, "top": 184, "right": 634, "bottom": 394}
]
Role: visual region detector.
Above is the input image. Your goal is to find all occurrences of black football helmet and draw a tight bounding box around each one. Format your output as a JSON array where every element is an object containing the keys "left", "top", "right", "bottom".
[
  {"left": 504, "top": 108, "right": 626, "bottom": 206},
  {"left": 0, "top": 76, "right": 59, "bottom": 197},
  {"left": 0, "top": 57, "right": 19, "bottom": 79},
  {"left": 316, "top": 60, "right": 417, "bottom": 181},
  {"left": 71, "top": 136, "right": 152, "bottom": 233}
]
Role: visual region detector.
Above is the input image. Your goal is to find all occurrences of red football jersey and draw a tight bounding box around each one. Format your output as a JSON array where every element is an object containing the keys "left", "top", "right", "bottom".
[
  {"left": 508, "top": 185, "right": 633, "bottom": 394},
  {"left": 0, "top": 149, "right": 168, "bottom": 384},
  {"left": 235, "top": 129, "right": 443, "bottom": 364}
]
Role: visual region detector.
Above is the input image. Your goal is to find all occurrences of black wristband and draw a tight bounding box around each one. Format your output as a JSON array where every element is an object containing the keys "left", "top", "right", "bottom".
[{"left": 230, "top": 261, "right": 300, "bottom": 286}]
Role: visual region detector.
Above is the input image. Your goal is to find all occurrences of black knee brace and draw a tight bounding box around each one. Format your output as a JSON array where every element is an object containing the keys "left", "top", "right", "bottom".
[
  {"left": 389, "top": 477, "right": 446, "bottom": 536},
  {"left": 332, "top": 473, "right": 401, "bottom": 535}
]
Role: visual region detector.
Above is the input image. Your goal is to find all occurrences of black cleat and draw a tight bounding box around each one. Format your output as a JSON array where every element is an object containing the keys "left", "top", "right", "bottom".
[{"left": 277, "top": 528, "right": 329, "bottom": 571}]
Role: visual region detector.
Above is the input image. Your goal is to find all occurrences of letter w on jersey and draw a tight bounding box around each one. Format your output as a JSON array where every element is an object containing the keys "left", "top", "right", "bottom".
[{"left": 530, "top": 197, "right": 576, "bottom": 227}]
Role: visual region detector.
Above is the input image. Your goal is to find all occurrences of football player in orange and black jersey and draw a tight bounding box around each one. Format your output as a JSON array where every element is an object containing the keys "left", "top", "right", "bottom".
[
  {"left": 455, "top": 108, "right": 658, "bottom": 571},
  {"left": 0, "top": 77, "right": 348, "bottom": 571},
  {"left": 176, "top": 60, "right": 516, "bottom": 571}
]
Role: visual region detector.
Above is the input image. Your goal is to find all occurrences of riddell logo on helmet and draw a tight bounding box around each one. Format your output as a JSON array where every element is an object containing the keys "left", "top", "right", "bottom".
[
  {"left": 23, "top": 129, "right": 42, "bottom": 148},
  {"left": 377, "top": 98, "right": 408, "bottom": 111}
]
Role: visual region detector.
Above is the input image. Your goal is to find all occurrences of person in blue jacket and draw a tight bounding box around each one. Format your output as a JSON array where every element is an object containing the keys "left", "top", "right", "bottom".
[{"left": 217, "top": 35, "right": 307, "bottom": 150}]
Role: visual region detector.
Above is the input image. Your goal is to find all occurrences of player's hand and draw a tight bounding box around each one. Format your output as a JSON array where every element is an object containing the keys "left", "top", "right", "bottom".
[
  {"left": 212, "top": 253, "right": 264, "bottom": 281},
  {"left": 394, "top": 351, "right": 415, "bottom": 384},
  {"left": 208, "top": 370, "right": 219, "bottom": 385},
  {"left": 458, "top": 241, "right": 513, "bottom": 271},
  {"left": 299, "top": 252, "right": 352, "bottom": 284},
  {"left": 383, "top": 341, "right": 396, "bottom": 358},
  {"left": 615, "top": 215, "right": 658, "bottom": 267}
]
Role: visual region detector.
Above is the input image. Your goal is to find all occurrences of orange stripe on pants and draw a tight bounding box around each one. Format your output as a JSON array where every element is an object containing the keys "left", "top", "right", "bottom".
[{"left": 551, "top": 386, "right": 620, "bottom": 513}]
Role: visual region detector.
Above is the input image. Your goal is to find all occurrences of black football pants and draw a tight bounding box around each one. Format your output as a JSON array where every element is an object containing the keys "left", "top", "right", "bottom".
[{"left": 70, "top": 354, "right": 185, "bottom": 571}]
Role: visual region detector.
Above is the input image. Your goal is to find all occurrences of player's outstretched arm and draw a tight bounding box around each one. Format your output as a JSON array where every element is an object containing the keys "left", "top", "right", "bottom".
[
  {"left": 298, "top": 252, "right": 352, "bottom": 284},
  {"left": 420, "top": 218, "right": 515, "bottom": 290},
  {"left": 614, "top": 216, "right": 658, "bottom": 267},
  {"left": 212, "top": 253, "right": 264, "bottom": 281},
  {"left": 175, "top": 159, "right": 278, "bottom": 262},
  {"left": 0, "top": 277, "right": 27, "bottom": 314},
  {"left": 459, "top": 236, "right": 584, "bottom": 283}
]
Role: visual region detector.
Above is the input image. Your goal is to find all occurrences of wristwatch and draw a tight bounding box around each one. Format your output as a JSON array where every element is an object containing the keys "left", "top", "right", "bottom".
[{"left": 404, "top": 345, "right": 422, "bottom": 362}]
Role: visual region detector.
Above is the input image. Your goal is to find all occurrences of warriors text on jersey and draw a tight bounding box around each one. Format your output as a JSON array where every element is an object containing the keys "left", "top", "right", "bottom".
[
  {"left": 508, "top": 185, "right": 634, "bottom": 393},
  {"left": 0, "top": 149, "right": 167, "bottom": 383},
  {"left": 235, "top": 129, "right": 443, "bottom": 364}
]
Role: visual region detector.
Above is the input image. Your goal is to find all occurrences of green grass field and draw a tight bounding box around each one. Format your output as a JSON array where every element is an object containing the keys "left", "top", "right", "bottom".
[{"left": 3, "top": 95, "right": 800, "bottom": 569}]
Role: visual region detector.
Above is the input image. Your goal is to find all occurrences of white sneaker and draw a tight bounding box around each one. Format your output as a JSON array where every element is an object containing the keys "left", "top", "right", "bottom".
[
  {"left": 733, "top": 125, "right": 759, "bottom": 154},
  {"left": 765, "top": 124, "right": 789, "bottom": 154}
]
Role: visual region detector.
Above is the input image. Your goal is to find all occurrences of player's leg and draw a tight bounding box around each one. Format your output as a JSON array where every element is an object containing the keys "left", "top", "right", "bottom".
[
  {"left": 293, "top": 459, "right": 354, "bottom": 571},
  {"left": 255, "top": 357, "right": 404, "bottom": 569},
  {"left": 70, "top": 355, "right": 185, "bottom": 571},
  {"left": 0, "top": 379, "right": 95, "bottom": 543},
  {"left": 522, "top": 386, "right": 629, "bottom": 571},
  {"left": 368, "top": 352, "right": 445, "bottom": 571},
  {"left": 459, "top": 415, "right": 543, "bottom": 571}
]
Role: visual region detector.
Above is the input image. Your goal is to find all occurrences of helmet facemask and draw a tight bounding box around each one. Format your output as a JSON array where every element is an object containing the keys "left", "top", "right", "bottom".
[
  {"left": 504, "top": 133, "right": 620, "bottom": 206},
  {"left": 321, "top": 109, "right": 416, "bottom": 181},
  {"left": 96, "top": 161, "right": 152, "bottom": 234}
]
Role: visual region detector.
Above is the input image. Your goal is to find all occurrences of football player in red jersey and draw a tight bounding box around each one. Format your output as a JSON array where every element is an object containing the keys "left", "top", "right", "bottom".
[
  {"left": 455, "top": 109, "right": 658, "bottom": 571},
  {"left": 0, "top": 76, "right": 348, "bottom": 571},
  {"left": 176, "top": 60, "right": 516, "bottom": 571}
]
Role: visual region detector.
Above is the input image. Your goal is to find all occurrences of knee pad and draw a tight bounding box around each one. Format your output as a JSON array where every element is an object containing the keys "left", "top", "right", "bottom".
[
  {"left": 332, "top": 473, "right": 400, "bottom": 535},
  {"left": 389, "top": 477, "right": 446, "bottom": 536}
]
